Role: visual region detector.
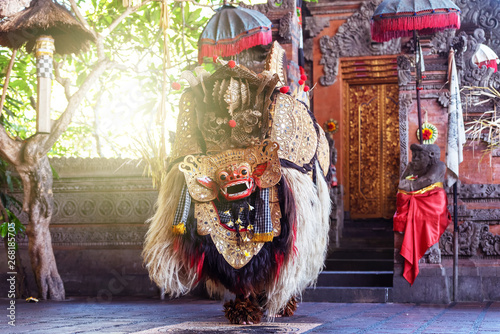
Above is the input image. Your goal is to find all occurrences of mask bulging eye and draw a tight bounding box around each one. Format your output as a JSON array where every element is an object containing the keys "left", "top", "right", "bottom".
[
  {"left": 241, "top": 169, "right": 248, "bottom": 175},
  {"left": 219, "top": 172, "right": 228, "bottom": 181}
]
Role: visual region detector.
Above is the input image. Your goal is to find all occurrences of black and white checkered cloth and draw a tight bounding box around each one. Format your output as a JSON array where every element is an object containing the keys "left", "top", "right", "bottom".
[
  {"left": 254, "top": 187, "right": 272, "bottom": 236},
  {"left": 36, "top": 55, "right": 53, "bottom": 79},
  {"left": 173, "top": 185, "right": 191, "bottom": 227}
]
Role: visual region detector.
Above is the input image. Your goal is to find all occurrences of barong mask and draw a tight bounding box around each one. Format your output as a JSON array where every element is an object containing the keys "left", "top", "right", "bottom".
[{"left": 179, "top": 139, "right": 281, "bottom": 202}]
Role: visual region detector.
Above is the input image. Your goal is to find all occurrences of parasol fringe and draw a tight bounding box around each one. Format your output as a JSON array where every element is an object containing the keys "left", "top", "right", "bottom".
[
  {"left": 371, "top": 12, "right": 460, "bottom": 42},
  {"left": 198, "top": 29, "right": 272, "bottom": 63}
]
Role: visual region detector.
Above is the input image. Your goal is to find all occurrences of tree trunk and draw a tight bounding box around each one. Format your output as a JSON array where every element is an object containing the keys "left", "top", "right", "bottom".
[{"left": 17, "top": 156, "right": 65, "bottom": 300}]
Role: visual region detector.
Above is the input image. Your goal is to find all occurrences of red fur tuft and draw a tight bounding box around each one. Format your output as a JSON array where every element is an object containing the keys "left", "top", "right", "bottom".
[
  {"left": 274, "top": 253, "right": 284, "bottom": 282},
  {"left": 196, "top": 252, "right": 205, "bottom": 279}
]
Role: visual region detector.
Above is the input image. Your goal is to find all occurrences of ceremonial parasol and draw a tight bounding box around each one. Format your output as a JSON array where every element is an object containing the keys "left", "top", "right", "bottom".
[
  {"left": 0, "top": 0, "right": 94, "bottom": 133},
  {"left": 473, "top": 44, "right": 499, "bottom": 73},
  {"left": 0, "top": 0, "right": 94, "bottom": 54},
  {"left": 371, "top": 0, "right": 461, "bottom": 144},
  {"left": 198, "top": 5, "right": 272, "bottom": 63},
  {"left": 371, "top": 0, "right": 461, "bottom": 43}
]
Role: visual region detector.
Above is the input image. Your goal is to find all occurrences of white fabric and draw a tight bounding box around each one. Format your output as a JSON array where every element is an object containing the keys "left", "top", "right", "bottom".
[
  {"left": 418, "top": 43, "right": 426, "bottom": 74},
  {"left": 446, "top": 49, "right": 466, "bottom": 186},
  {"left": 472, "top": 44, "right": 499, "bottom": 65}
]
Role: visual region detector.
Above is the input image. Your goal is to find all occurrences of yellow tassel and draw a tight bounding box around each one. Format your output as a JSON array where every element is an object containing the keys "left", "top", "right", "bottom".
[
  {"left": 172, "top": 223, "right": 186, "bottom": 235},
  {"left": 252, "top": 232, "right": 274, "bottom": 242}
]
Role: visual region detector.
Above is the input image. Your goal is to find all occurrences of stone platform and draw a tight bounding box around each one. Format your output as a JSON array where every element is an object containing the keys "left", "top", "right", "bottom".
[{"left": 1, "top": 296, "right": 498, "bottom": 333}]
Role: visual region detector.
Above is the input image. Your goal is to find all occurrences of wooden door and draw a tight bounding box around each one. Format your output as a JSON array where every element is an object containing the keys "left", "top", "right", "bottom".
[{"left": 345, "top": 83, "right": 400, "bottom": 219}]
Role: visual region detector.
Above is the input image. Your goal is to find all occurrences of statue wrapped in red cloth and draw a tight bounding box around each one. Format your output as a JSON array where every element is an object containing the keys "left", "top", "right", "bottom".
[{"left": 394, "top": 144, "right": 451, "bottom": 285}]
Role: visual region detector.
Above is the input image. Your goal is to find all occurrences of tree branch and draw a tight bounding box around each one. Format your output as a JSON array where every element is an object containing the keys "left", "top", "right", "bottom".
[
  {"left": 68, "top": 0, "right": 93, "bottom": 35},
  {"left": 0, "top": 49, "right": 17, "bottom": 119},
  {"left": 0, "top": 126, "right": 22, "bottom": 166},
  {"left": 53, "top": 60, "right": 72, "bottom": 101},
  {"left": 33, "top": 59, "right": 113, "bottom": 155},
  {"left": 172, "top": 0, "right": 216, "bottom": 9},
  {"left": 106, "top": 0, "right": 153, "bottom": 35}
]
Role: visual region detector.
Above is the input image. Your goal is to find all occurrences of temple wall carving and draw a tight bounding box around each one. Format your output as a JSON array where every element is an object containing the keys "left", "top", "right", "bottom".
[
  {"left": 4, "top": 158, "right": 159, "bottom": 296},
  {"left": 316, "top": 0, "right": 400, "bottom": 86},
  {"left": 12, "top": 158, "right": 156, "bottom": 248}
]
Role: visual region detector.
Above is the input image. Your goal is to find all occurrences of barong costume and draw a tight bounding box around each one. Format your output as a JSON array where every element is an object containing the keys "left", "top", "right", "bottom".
[{"left": 143, "top": 42, "right": 331, "bottom": 322}]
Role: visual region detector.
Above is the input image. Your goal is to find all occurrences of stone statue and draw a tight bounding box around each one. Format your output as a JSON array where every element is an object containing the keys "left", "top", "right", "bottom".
[
  {"left": 398, "top": 144, "right": 446, "bottom": 192},
  {"left": 394, "top": 143, "right": 451, "bottom": 285}
]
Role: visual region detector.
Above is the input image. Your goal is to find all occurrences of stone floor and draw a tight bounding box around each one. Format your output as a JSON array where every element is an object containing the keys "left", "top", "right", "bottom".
[{"left": 1, "top": 296, "right": 499, "bottom": 333}]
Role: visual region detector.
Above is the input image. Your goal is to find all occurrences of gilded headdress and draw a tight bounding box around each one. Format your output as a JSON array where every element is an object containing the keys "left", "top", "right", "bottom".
[{"left": 171, "top": 61, "right": 280, "bottom": 159}]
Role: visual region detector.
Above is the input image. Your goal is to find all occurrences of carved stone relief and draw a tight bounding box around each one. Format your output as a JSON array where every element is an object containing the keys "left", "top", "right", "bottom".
[
  {"left": 52, "top": 192, "right": 157, "bottom": 224},
  {"left": 429, "top": 0, "right": 500, "bottom": 89},
  {"left": 421, "top": 243, "right": 442, "bottom": 264},
  {"left": 304, "top": 16, "right": 331, "bottom": 38},
  {"left": 279, "top": 11, "right": 293, "bottom": 42},
  {"left": 238, "top": 0, "right": 294, "bottom": 14},
  {"left": 437, "top": 91, "right": 451, "bottom": 107},
  {"left": 50, "top": 157, "right": 147, "bottom": 177},
  {"left": 456, "top": 0, "right": 500, "bottom": 56},
  {"left": 303, "top": 16, "right": 331, "bottom": 62},
  {"left": 318, "top": 0, "right": 401, "bottom": 86},
  {"left": 440, "top": 221, "right": 500, "bottom": 257},
  {"left": 397, "top": 55, "right": 411, "bottom": 87},
  {"left": 398, "top": 94, "right": 412, "bottom": 176},
  {"left": 10, "top": 158, "right": 158, "bottom": 247},
  {"left": 448, "top": 184, "right": 500, "bottom": 223},
  {"left": 17, "top": 225, "right": 148, "bottom": 247}
]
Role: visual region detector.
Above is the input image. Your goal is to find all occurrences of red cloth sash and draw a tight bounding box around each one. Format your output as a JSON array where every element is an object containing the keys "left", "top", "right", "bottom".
[{"left": 393, "top": 183, "right": 451, "bottom": 285}]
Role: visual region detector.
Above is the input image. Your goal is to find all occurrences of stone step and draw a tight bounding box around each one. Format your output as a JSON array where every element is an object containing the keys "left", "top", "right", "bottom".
[
  {"left": 325, "top": 259, "right": 394, "bottom": 271},
  {"left": 342, "top": 219, "right": 393, "bottom": 229},
  {"left": 328, "top": 248, "right": 393, "bottom": 260},
  {"left": 302, "top": 286, "right": 393, "bottom": 303},
  {"left": 339, "top": 238, "right": 394, "bottom": 248},
  {"left": 342, "top": 227, "right": 393, "bottom": 238},
  {"left": 316, "top": 271, "right": 393, "bottom": 287}
]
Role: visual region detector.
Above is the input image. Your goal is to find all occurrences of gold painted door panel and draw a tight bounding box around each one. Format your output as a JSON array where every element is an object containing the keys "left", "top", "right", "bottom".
[{"left": 347, "top": 84, "right": 399, "bottom": 219}]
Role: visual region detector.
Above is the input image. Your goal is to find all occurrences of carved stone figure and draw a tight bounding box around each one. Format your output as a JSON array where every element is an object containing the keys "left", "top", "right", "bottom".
[
  {"left": 393, "top": 144, "right": 450, "bottom": 285},
  {"left": 398, "top": 144, "right": 446, "bottom": 192}
]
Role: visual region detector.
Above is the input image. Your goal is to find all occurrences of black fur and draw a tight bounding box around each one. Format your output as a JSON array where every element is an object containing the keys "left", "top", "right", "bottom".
[{"left": 177, "top": 176, "right": 296, "bottom": 295}]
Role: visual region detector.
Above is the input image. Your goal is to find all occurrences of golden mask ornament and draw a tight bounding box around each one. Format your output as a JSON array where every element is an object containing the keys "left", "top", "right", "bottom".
[{"left": 178, "top": 139, "right": 281, "bottom": 202}]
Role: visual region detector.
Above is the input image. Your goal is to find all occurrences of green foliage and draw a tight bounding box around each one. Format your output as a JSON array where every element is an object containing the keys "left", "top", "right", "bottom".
[
  {"left": 0, "top": 0, "right": 257, "bottom": 158},
  {"left": 0, "top": 209, "right": 26, "bottom": 239},
  {"left": 1, "top": 93, "right": 25, "bottom": 242},
  {"left": 0, "top": 158, "right": 24, "bottom": 248},
  {"left": 0, "top": 49, "right": 37, "bottom": 140},
  {"left": 52, "top": 0, "right": 212, "bottom": 158}
]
